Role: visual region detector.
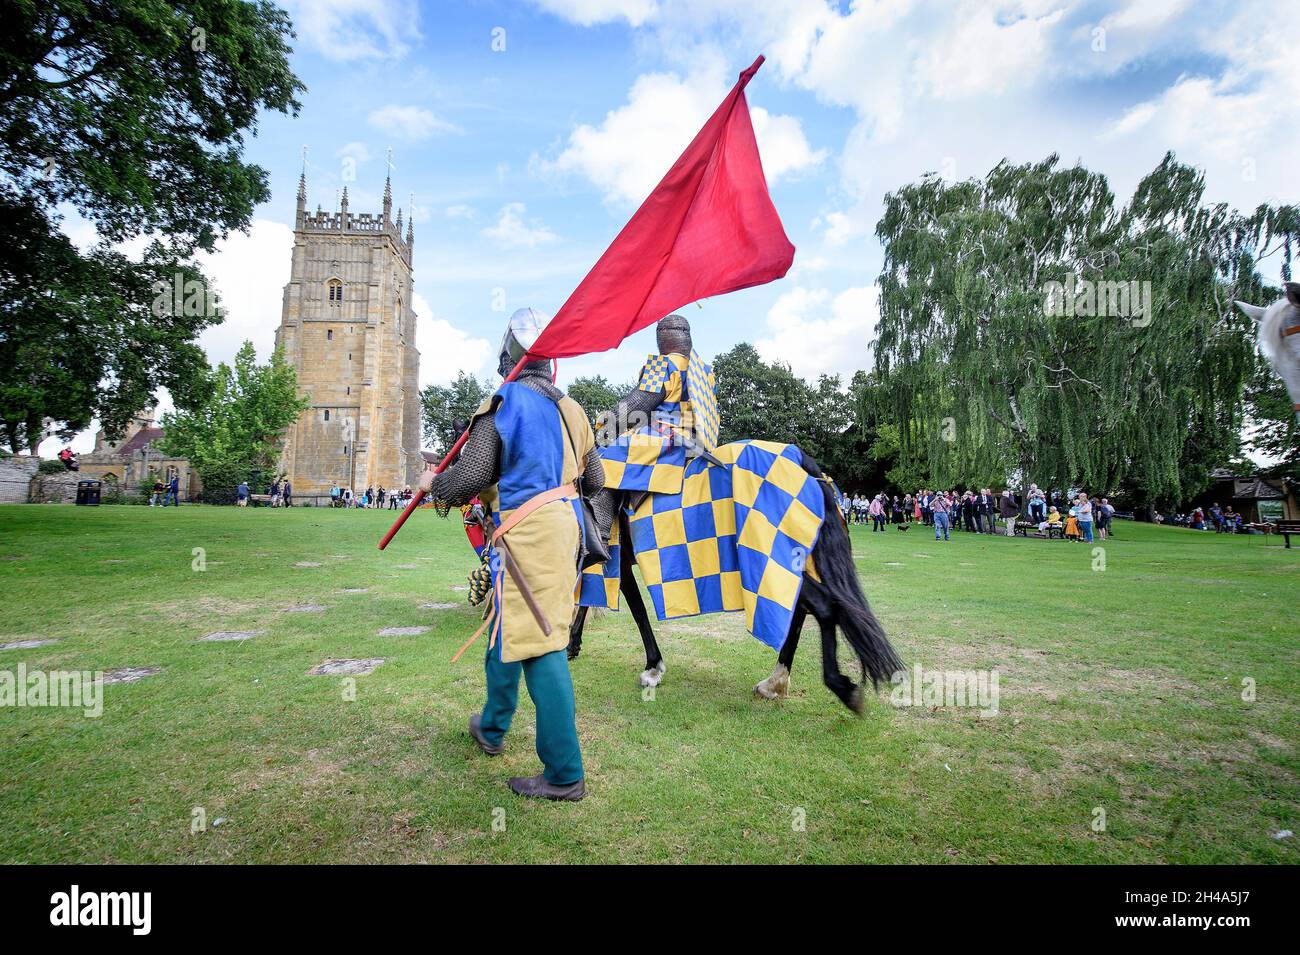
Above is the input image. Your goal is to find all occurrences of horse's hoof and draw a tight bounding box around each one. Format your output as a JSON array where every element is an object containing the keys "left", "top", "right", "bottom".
[
  {"left": 847, "top": 685, "right": 865, "bottom": 716},
  {"left": 754, "top": 663, "right": 790, "bottom": 700},
  {"left": 639, "top": 663, "right": 665, "bottom": 688}
]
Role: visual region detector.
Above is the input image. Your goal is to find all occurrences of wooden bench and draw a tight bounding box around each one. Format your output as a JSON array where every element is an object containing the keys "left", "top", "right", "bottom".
[
  {"left": 248, "top": 493, "right": 272, "bottom": 507},
  {"left": 1275, "top": 520, "right": 1300, "bottom": 549}
]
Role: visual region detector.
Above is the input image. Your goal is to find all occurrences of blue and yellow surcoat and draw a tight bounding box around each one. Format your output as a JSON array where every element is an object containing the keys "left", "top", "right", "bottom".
[
  {"left": 599, "top": 350, "right": 718, "bottom": 495},
  {"left": 471, "top": 383, "right": 592, "bottom": 663}
]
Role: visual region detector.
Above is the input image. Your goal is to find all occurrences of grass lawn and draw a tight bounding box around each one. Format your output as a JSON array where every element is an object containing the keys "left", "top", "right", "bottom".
[{"left": 0, "top": 502, "right": 1296, "bottom": 863}]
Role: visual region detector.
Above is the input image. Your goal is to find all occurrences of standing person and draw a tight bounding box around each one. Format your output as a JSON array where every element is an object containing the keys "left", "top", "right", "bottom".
[
  {"left": 150, "top": 476, "right": 164, "bottom": 507},
  {"left": 998, "top": 489, "right": 1019, "bottom": 537},
  {"left": 421, "top": 307, "right": 598, "bottom": 801},
  {"left": 330, "top": 484, "right": 340, "bottom": 508},
  {"left": 270, "top": 478, "right": 281, "bottom": 507},
  {"left": 377, "top": 486, "right": 386, "bottom": 509},
  {"left": 1075, "top": 493, "right": 1095, "bottom": 543},
  {"left": 913, "top": 491, "right": 922, "bottom": 524},
  {"left": 166, "top": 474, "right": 180, "bottom": 507},
  {"left": 891, "top": 495, "right": 902, "bottom": 524},
  {"left": 282, "top": 478, "right": 292, "bottom": 508},
  {"left": 931, "top": 490, "right": 951, "bottom": 540},
  {"left": 1097, "top": 498, "right": 1114, "bottom": 540},
  {"left": 975, "top": 488, "right": 992, "bottom": 534},
  {"left": 868, "top": 495, "right": 884, "bottom": 531},
  {"left": 963, "top": 491, "right": 978, "bottom": 532},
  {"left": 236, "top": 480, "right": 249, "bottom": 507}
]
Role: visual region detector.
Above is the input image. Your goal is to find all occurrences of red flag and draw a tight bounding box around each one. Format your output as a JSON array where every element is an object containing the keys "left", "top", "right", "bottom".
[
  {"left": 528, "top": 55, "right": 794, "bottom": 361},
  {"left": 380, "top": 54, "right": 792, "bottom": 550}
]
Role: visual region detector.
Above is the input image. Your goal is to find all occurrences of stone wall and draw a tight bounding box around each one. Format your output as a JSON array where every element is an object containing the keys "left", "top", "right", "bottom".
[
  {"left": 0, "top": 455, "right": 39, "bottom": 503},
  {"left": 29, "top": 471, "right": 84, "bottom": 504}
]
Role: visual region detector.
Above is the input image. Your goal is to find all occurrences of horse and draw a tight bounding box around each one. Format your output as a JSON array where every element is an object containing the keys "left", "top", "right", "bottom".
[
  {"left": 1237, "top": 283, "right": 1300, "bottom": 424},
  {"left": 567, "top": 452, "right": 904, "bottom": 714}
]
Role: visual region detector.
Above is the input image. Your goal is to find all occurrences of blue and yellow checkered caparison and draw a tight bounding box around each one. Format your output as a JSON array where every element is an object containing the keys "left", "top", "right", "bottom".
[{"left": 580, "top": 440, "right": 825, "bottom": 651}]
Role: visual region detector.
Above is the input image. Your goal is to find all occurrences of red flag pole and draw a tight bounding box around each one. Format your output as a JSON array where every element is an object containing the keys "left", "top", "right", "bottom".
[{"left": 378, "top": 359, "right": 526, "bottom": 550}]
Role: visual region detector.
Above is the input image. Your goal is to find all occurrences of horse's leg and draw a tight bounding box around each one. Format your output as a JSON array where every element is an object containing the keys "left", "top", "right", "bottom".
[
  {"left": 755, "top": 606, "right": 805, "bottom": 700},
  {"left": 567, "top": 605, "right": 589, "bottom": 661},
  {"left": 814, "top": 598, "right": 863, "bottom": 715},
  {"left": 617, "top": 513, "right": 665, "bottom": 687}
]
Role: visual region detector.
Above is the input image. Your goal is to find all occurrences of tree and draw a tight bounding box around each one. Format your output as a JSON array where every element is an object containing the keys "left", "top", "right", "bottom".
[
  {"left": 0, "top": 0, "right": 303, "bottom": 450},
  {"left": 567, "top": 375, "right": 629, "bottom": 422},
  {"left": 420, "top": 372, "right": 490, "bottom": 454},
  {"left": 0, "top": 195, "right": 214, "bottom": 452},
  {"left": 874, "top": 152, "right": 1297, "bottom": 506},
  {"left": 158, "top": 341, "right": 308, "bottom": 495}
]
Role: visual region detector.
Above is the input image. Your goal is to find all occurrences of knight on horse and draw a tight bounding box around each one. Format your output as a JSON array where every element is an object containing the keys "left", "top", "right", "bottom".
[
  {"left": 590, "top": 312, "right": 720, "bottom": 544},
  {"left": 573, "top": 312, "right": 903, "bottom": 710}
]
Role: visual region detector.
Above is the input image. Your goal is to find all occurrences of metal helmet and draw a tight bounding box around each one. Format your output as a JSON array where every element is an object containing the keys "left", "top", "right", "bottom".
[
  {"left": 498, "top": 306, "right": 550, "bottom": 376},
  {"left": 656, "top": 313, "right": 692, "bottom": 356}
]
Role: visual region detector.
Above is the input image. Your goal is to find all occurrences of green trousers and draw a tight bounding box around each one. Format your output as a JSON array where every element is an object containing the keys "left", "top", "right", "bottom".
[{"left": 480, "top": 643, "right": 584, "bottom": 785}]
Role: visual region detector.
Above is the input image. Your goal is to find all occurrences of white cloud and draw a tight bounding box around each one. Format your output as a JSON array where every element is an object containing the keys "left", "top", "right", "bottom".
[
  {"left": 195, "top": 219, "right": 296, "bottom": 367},
  {"left": 535, "top": 68, "right": 824, "bottom": 205},
  {"left": 917, "top": 5, "right": 1064, "bottom": 100},
  {"left": 335, "top": 142, "right": 373, "bottom": 162},
  {"left": 531, "top": 0, "right": 659, "bottom": 27},
  {"left": 481, "top": 203, "right": 559, "bottom": 249},
  {"left": 286, "top": 0, "right": 421, "bottom": 61},
  {"left": 444, "top": 203, "right": 476, "bottom": 220},
  {"left": 367, "top": 104, "right": 459, "bottom": 141},
  {"left": 755, "top": 285, "right": 879, "bottom": 380},
  {"left": 412, "top": 292, "right": 493, "bottom": 388}
]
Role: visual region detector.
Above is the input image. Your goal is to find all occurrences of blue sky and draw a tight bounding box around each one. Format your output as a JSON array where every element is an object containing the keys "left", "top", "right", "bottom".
[{"left": 50, "top": 0, "right": 1297, "bottom": 454}]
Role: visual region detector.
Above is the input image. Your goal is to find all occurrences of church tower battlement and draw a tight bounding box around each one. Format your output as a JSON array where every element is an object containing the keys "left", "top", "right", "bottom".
[{"left": 274, "top": 172, "right": 422, "bottom": 496}]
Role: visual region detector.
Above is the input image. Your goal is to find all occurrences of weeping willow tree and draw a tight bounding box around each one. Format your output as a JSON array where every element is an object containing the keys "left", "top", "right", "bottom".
[{"left": 873, "top": 152, "right": 1296, "bottom": 504}]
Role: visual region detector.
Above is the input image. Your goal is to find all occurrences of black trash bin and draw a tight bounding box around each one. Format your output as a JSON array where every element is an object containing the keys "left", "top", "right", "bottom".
[{"left": 75, "top": 480, "right": 101, "bottom": 506}]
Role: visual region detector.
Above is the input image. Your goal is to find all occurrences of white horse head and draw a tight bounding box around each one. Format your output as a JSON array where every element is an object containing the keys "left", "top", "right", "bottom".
[{"left": 1236, "top": 282, "right": 1300, "bottom": 424}]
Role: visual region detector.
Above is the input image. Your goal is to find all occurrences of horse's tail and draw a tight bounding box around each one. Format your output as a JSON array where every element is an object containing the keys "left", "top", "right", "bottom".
[{"left": 802, "top": 454, "right": 904, "bottom": 688}]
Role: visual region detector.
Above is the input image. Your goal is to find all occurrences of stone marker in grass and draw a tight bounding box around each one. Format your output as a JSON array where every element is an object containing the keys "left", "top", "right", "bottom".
[
  {"left": 377, "top": 626, "right": 430, "bottom": 636},
  {"left": 99, "top": 666, "right": 162, "bottom": 684},
  {"left": 309, "top": 658, "right": 385, "bottom": 676},
  {"left": 295, "top": 561, "right": 322, "bottom": 568},
  {"left": 282, "top": 605, "right": 327, "bottom": 613},
  {"left": 198, "top": 630, "right": 265, "bottom": 642},
  {"left": 337, "top": 588, "right": 369, "bottom": 594},
  {"left": 420, "top": 602, "right": 456, "bottom": 610},
  {"left": 0, "top": 639, "right": 57, "bottom": 650}
]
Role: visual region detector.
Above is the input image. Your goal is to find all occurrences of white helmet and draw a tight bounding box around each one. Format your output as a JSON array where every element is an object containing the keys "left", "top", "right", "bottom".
[{"left": 499, "top": 306, "right": 550, "bottom": 369}]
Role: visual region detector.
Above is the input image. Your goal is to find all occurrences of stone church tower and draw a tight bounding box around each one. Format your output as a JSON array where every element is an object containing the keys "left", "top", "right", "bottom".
[{"left": 274, "top": 173, "right": 422, "bottom": 496}]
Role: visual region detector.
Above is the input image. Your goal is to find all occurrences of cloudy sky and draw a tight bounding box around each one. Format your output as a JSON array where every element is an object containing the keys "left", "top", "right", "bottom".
[{"left": 49, "top": 0, "right": 1296, "bottom": 454}]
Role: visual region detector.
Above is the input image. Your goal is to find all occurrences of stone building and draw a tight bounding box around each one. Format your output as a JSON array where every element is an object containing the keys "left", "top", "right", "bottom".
[
  {"left": 76, "top": 408, "right": 201, "bottom": 500},
  {"left": 273, "top": 173, "right": 422, "bottom": 497}
]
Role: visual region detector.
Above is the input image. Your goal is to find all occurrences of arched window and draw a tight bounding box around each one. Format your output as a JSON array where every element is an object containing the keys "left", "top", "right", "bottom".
[
  {"left": 327, "top": 278, "right": 343, "bottom": 304},
  {"left": 324, "top": 409, "right": 330, "bottom": 421},
  {"left": 396, "top": 298, "right": 403, "bottom": 336},
  {"left": 327, "top": 329, "right": 333, "bottom": 341}
]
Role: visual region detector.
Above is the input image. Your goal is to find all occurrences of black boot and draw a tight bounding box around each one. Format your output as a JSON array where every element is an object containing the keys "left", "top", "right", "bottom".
[
  {"left": 468, "top": 713, "right": 503, "bottom": 756},
  {"left": 507, "top": 774, "right": 586, "bottom": 801}
]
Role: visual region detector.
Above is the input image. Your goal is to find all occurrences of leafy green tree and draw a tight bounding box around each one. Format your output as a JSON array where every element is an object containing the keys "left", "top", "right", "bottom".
[
  {"left": 158, "top": 341, "right": 308, "bottom": 494},
  {"left": 874, "top": 152, "right": 1297, "bottom": 507},
  {"left": 566, "top": 375, "right": 629, "bottom": 421},
  {"left": 420, "top": 372, "right": 490, "bottom": 454},
  {"left": 0, "top": 0, "right": 303, "bottom": 450}
]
